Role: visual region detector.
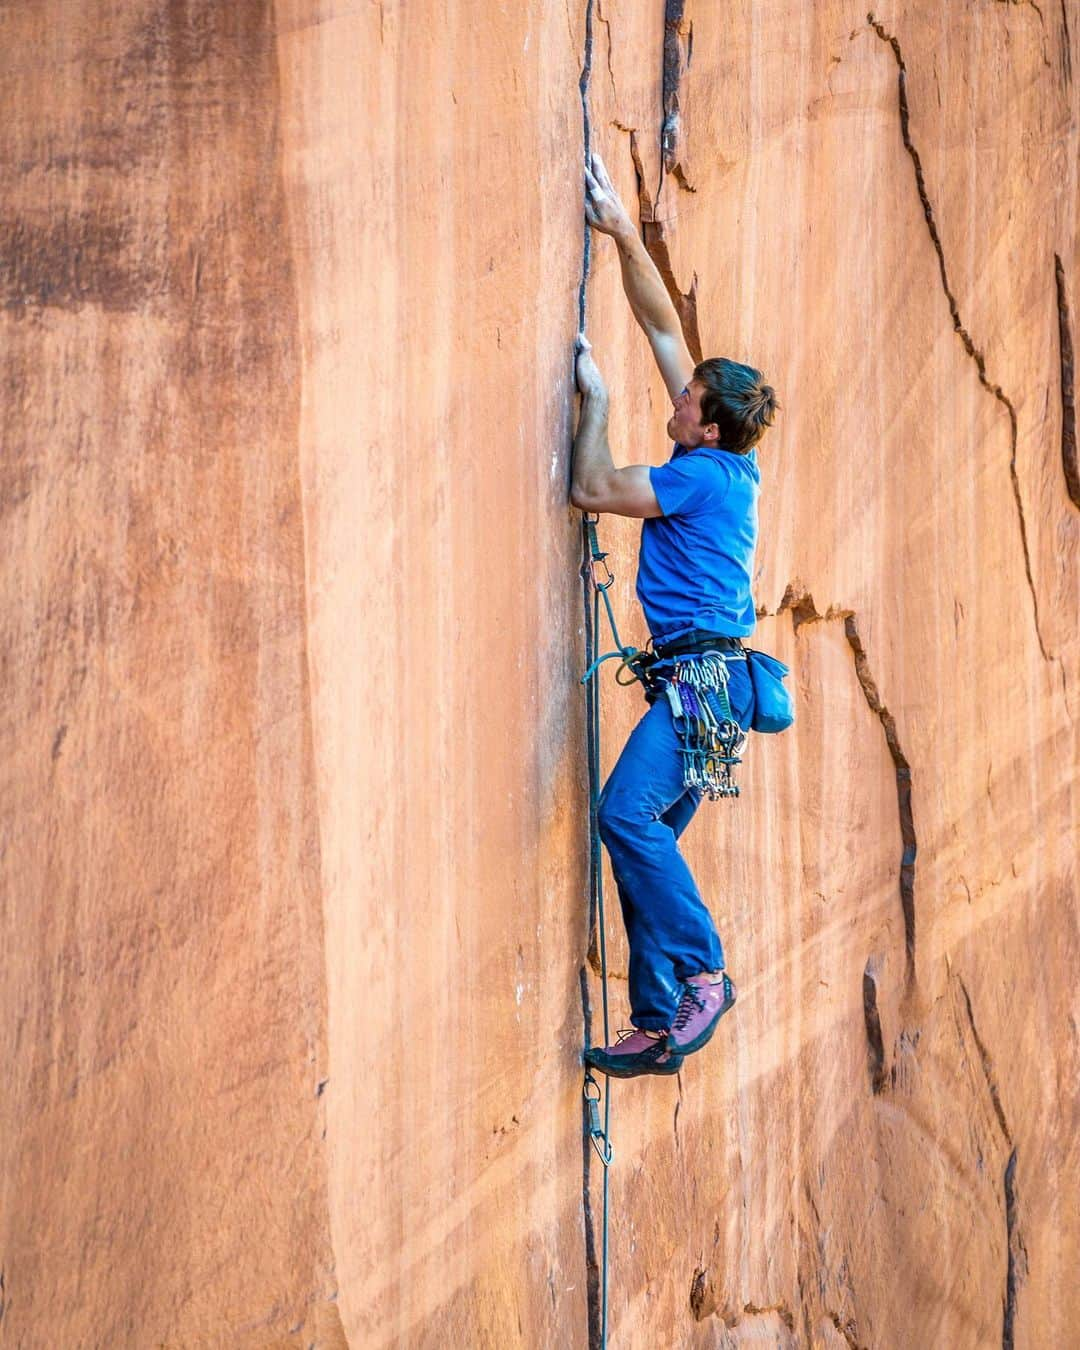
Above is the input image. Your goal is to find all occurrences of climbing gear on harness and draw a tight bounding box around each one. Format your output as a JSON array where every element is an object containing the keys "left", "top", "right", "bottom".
[
  {"left": 667, "top": 650, "right": 748, "bottom": 799},
  {"left": 585, "top": 1028, "right": 684, "bottom": 1078},
  {"left": 667, "top": 972, "right": 738, "bottom": 1056},
  {"left": 745, "top": 647, "right": 795, "bottom": 733}
]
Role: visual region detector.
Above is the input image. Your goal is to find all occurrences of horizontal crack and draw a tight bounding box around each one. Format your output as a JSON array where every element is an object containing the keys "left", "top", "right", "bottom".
[
  {"left": 867, "top": 12, "right": 1052, "bottom": 663},
  {"left": 743, "top": 1302, "right": 796, "bottom": 1331}
]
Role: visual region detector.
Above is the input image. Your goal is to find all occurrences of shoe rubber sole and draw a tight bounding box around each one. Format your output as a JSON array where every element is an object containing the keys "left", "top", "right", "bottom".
[
  {"left": 584, "top": 1047, "right": 685, "bottom": 1079},
  {"left": 667, "top": 978, "right": 737, "bottom": 1057}
]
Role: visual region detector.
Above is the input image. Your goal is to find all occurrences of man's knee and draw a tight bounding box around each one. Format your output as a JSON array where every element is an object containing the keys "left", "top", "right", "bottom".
[{"left": 598, "top": 788, "right": 649, "bottom": 849}]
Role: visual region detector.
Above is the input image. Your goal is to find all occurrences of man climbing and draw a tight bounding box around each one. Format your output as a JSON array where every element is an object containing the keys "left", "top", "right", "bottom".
[{"left": 572, "top": 152, "right": 779, "bottom": 1079}]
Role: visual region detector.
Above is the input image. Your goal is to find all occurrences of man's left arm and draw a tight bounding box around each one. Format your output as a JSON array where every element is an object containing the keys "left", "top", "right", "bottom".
[{"left": 570, "top": 340, "right": 662, "bottom": 519}]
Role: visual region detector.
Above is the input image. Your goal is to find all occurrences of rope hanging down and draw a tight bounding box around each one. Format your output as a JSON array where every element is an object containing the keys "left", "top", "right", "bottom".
[{"left": 579, "top": 513, "right": 623, "bottom": 1350}]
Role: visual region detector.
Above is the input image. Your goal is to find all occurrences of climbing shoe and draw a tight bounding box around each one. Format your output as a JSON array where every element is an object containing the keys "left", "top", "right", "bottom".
[
  {"left": 584, "top": 1028, "right": 683, "bottom": 1078},
  {"left": 666, "top": 972, "right": 737, "bottom": 1057}
]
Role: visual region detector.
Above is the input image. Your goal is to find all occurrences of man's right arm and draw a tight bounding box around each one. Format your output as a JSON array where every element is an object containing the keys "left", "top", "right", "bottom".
[{"left": 585, "top": 153, "right": 695, "bottom": 400}]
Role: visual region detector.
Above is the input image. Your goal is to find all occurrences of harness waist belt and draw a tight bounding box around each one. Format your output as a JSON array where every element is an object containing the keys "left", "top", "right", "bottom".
[{"left": 654, "top": 631, "right": 745, "bottom": 660}]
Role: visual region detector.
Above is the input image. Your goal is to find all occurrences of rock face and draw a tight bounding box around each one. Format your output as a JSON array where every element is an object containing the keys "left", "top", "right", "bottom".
[{"left": 1, "top": 1, "right": 1077, "bottom": 1346}]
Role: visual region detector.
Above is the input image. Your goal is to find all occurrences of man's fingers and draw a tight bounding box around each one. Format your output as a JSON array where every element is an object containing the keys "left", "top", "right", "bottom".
[
  {"left": 584, "top": 164, "right": 603, "bottom": 198},
  {"left": 591, "top": 151, "right": 615, "bottom": 190}
]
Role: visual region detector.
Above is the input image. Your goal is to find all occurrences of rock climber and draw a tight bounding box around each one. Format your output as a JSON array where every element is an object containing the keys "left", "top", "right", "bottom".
[{"left": 571, "top": 151, "right": 779, "bottom": 1079}]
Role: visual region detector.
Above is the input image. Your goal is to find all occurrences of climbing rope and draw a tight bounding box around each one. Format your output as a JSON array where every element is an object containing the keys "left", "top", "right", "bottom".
[{"left": 580, "top": 513, "right": 641, "bottom": 1350}]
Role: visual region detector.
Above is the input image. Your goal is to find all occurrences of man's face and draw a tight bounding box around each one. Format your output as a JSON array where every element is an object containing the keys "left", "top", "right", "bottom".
[{"left": 666, "top": 380, "right": 717, "bottom": 449}]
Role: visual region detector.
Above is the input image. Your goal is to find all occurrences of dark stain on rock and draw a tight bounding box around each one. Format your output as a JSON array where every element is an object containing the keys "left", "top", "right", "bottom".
[
  {"left": 689, "top": 1266, "right": 717, "bottom": 1321},
  {"left": 0, "top": 211, "right": 164, "bottom": 313},
  {"left": 828, "top": 1309, "right": 868, "bottom": 1350}
]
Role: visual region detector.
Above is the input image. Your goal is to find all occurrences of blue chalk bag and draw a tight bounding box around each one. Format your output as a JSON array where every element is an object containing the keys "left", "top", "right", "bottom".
[{"left": 745, "top": 649, "right": 795, "bottom": 733}]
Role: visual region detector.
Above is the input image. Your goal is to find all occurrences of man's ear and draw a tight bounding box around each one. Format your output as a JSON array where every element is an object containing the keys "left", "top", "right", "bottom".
[{"left": 702, "top": 423, "right": 720, "bottom": 444}]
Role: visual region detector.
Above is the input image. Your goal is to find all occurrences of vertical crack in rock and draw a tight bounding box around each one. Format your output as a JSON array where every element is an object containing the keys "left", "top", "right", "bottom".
[
  {"left": 578, "top": 966, "right": 603, "bottom": 1350},
  {"left": 954, "top": 976, "right": 1026, "bottom": 1346},
  {"left": 1060, "top": 0, "right": 1074, "bottom": 82},
  {"left": 627, "top": 130, "right": 702, "bottom": 363},
  {"left": 577, "top": 0, "right": 595, "bottom": 334},
  {"left": 593, "top": 0, "right": 617, "bottom": 102},
  {"left": 1055, "top": 254, "right": 1079, "bottom": 506},
  {"left": 842, "top": 616, "right": 917, "bottom": 978},
  {"left": 1003, "top": 1148, "right": 1027, "bottom": 1349},
  {"left": 776, "top": 585, "right": 919, "bottom": 981},
  {"left": 862, "top": 959, "right": 887, "bottom": 1093},
  {"left": 956, "top": 974, "right": 1013, "bottom": 1147},
  {"left": 660, "top": 1, "right": 696, "bottom": 193},
  {"left": 867, "top": 13, "right": 1053, "bottom": 664}
]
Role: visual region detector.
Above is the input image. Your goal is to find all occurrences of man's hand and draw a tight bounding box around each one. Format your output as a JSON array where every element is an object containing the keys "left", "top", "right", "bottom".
[
  {"left": 575, "top": 334, "right": 608, "bottom": 405},
  {"left": 581, "top": 153, "right": 693, "bottom": 399},
  {"left": 570, "top": 336, "right": 662, "bottom": 519},
  {"left": 584, "top": 152, "right": 635, "bottom": 239}
]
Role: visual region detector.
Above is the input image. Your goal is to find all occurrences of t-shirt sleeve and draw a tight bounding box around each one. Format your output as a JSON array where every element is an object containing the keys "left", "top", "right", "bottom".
[{"left": 649, "top": 456, "right": 727, "bottom": 517}]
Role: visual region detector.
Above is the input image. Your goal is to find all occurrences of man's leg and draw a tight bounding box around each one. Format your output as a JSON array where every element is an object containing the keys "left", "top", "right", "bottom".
[
  {"left": 598, "top": 697, "right": 724, "bottom": 1029},
  {"left": 660, "top": 786, "right": 702, "bottom": 840},
  {"left": 604, "top": 783, "right": 702, "bottom": 1030}
]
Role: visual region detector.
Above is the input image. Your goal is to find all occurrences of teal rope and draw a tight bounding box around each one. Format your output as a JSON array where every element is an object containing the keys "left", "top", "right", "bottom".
[{"left": 580, "top": 514, "right": 623, "bottom": 1349}]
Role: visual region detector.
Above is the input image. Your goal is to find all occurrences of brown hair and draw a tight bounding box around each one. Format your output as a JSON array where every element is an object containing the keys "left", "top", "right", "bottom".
[{"left": 694, "top": 357, "right": 780, "bottom": 454}]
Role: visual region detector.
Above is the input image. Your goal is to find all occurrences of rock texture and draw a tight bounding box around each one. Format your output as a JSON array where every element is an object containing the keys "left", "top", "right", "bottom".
[{"left": 1, "top": 1, "right": 1078, "bottom": 1347}]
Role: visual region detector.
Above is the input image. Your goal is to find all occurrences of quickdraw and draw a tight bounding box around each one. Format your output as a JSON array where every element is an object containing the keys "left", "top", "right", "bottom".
[{"left": 665, "top": 651, "right": 747, "bottom": 799}]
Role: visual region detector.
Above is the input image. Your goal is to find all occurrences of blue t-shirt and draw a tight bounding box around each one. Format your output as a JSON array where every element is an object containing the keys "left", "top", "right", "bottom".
[{"left": 637, "top": 443, "right": 760, "bottom": 641}]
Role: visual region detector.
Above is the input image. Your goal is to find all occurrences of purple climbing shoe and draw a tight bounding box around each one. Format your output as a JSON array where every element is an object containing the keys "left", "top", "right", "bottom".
[
  {"left": 584, "top": 1028, "right": 683, "bottom": 1078},
  {"left": 666, "top": 972, "right": 737, "bottom": 1056}
]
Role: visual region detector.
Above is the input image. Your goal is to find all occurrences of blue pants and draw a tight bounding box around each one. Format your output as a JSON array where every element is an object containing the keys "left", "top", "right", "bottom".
[{"left": 597, "top": 660, "right": 754, "bottom": 1030}]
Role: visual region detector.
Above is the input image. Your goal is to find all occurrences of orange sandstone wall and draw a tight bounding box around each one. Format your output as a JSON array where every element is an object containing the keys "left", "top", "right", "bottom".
[{"left": 2, "top": 2, "right": 1078, "bottom": 1347}]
